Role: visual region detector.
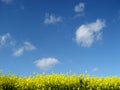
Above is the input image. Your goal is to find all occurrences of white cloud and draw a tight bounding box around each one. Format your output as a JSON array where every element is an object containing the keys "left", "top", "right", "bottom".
[
  {"left": 74, "top": 2, "right": 85, "bottom": 13},
  {"left": 0, "top": 33, "right": 10, "bottom": 46},
  {"left": 13, "top": 41, "right": 36, "bottom": 56},
  {"left": 74, "top": 2, "right": 85, "bottom": 18},
  {"left": 13, "top": 47, "right": 24, "bottom": 56},
  {"left": 0, "top": 33, "right": 36, "bottom": 56},
  {"left": 1, "top": 0, "right": 13, "bottom": 4},
  {"left": 0, "top": 33, "right": 13, "bottom": 47},
  {"left": 34, "top": 57, "right": 59, "bottom": 71},
  {"left": 24, "top": 41, "right": 36, "bottom": 51},
  {"left": 75, "top": 19, "right": 105, "bottom": 47},
  {"left": 44, "top": 13, "right": 62, "bottom": 24}
]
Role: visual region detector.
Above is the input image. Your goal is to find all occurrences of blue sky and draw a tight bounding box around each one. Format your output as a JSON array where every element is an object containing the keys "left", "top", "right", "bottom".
[{"left": 0, "top": 0, "right": 120, "bottom": 76}]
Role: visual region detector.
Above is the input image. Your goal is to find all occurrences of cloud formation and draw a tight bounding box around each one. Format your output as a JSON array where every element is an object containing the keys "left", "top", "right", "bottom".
[
  {"left": 0, "top": 33, "right": 36, "bottom": 56},
  {"left": 0, "top": 33, "right": 15, "bottom": 47},
  {"left": 13, "top": 41, "right": 36, "bottom": 56},
  {"left": 0, "top": 33, "right": 10, "bottom": 47},
  {"left": 34, "top": 57, "right": 59, "bottom": 71},
  {"left": 44, "top": 13, "right": 62, "bottom": 24},
  {"left": 1, "top": 0, "right": 13, "bottom": 4},
  {"left": 13, "top": 47, "right": 24, "bottom": 56},
  {"left": 75, "top": 19, "right": 105, "bottom": 47},
  {"left": 74, "top": 2, "right": 85, "bottom": 17},
  {"left": 74, "top": 2, "right": 85, "bottom": 13}
]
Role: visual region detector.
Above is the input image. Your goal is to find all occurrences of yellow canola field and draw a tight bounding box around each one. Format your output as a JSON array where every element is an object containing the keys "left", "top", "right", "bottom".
[{"left": 0, "top": 73, "right": 120, "bottom": 90}]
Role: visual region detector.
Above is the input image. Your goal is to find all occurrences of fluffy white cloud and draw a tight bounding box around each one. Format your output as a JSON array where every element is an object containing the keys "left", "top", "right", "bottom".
[
  {"left": 13, "top": 41, "right": 36, "bottom": 56},
  {"left": 44, "top": 13, "right": 62, "bottom": 24},
  {"left": 74, "top": 2, "right": 85, "bottom": 13},
  {"left": 75, "top": 19, "right": 105, "bottom": 47},
  {"left": 34, "top": 57, "right": 59, "bottom": 71},
  {"left": 1, "top": 0, "right": 13, "bottom": 4}
]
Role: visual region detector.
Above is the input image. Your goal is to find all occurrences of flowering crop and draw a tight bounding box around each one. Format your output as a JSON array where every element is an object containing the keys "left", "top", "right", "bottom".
[{"left": 0, "top": 73, "right": 120, "bottom": 90}]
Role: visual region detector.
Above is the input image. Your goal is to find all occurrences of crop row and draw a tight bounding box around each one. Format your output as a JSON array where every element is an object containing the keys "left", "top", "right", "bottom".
[{"left": 0, "top": 73, "right": 120, "bottom": 90}]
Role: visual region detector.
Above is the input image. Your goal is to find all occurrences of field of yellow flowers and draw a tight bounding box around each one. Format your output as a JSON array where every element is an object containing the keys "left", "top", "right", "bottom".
[{"left": 0, "top": 73, "right": 120, "bottom": 90}]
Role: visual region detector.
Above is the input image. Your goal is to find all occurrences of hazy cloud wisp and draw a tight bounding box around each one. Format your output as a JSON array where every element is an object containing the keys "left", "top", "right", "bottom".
[
  {"left": 13, "top": 41, "right": 36, "bottom": 56},
  {"left": 74, "top": 2, "right": 85, "bottom": 17},
  {"left": 44, "top": 13, "right": 62, "bottom": 24},
  {"left": 0, "top": 33, "right": 15, "bottom": 47},
  {"left": 92, "top": 67, "right": 98, "bottom": 72},
  {"left": 1, "top": 0, "right": 13, "bottom": 4},
  {"left": 74, "top": 2, "right": 85, "bottom": 13}
]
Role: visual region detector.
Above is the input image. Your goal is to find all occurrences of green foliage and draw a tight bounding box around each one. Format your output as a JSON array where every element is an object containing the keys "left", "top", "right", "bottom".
[{"left": 0, "top": 73, "right": 120, "bottom": 90}]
